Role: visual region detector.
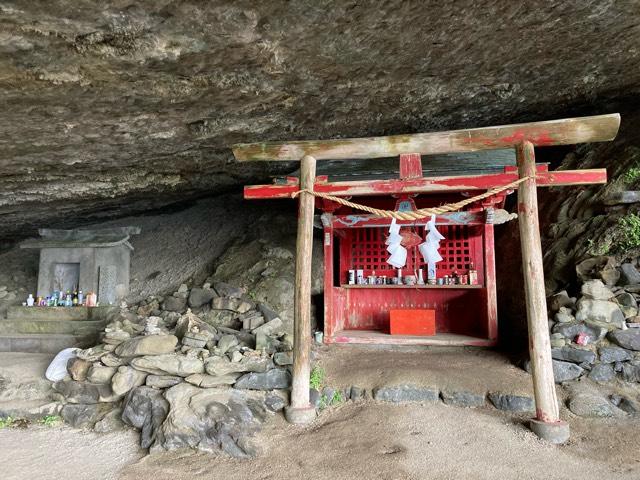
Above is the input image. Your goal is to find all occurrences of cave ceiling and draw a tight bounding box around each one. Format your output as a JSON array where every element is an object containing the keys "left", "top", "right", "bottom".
[{"left": 1, "top": 0, "right": 639, "bottom": 239}]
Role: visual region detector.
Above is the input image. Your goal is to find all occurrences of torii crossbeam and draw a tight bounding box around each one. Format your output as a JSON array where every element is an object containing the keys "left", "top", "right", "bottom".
[{"left": 233, "top": 113, "right": 621, "bottom": 443}]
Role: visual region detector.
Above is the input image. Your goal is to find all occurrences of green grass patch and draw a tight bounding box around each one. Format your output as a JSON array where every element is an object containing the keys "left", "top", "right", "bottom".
[
  {"left": 309, "top": 366, "right": 325, "bottom": 390},
  {"left": 618, "top": 213, "right": 640, "bottom": 251},
  {"left": 0, "top": 417, "right": 14, "bottom": 429},
  {"left": 625, "top": 166, "right": 640, "bottom": 184},
  {"left": 39, "top": 415, "right": 62, "bottom": 427}
]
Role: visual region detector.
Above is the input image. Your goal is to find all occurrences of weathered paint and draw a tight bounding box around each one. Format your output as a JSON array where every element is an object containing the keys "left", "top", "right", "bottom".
[
  {"left": 233, "top": 113, "right": 620, "bottom": 161},
  {"left": 332, "top": 211, "right": 486, "bottom": 228},
  {"left": 399, "top": 153, "right": 422, "bottom": 179},
  {"left": 243, "top": 168, "right": 606, "bottom": 200}
]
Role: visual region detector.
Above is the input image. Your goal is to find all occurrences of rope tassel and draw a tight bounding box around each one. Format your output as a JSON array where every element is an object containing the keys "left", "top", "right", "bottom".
[{"left": 291, "top": 177, "right": 530, "bottom": 221}]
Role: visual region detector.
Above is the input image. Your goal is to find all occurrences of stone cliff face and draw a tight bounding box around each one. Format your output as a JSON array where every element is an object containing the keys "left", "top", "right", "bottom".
[{"left": 1, "top": 0, "right": 639, "bottom": 238}]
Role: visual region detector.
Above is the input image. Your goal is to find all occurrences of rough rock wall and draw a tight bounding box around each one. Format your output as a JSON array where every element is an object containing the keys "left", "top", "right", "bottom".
[
  {"left": 496, "top": 112, "right": 640, "bottom": 349},
  {"left": 542, "top": 112, "right": 640, "bottom": 294},
  {"left": 2, "top": 0, "right": 639, "bottom": 239}
]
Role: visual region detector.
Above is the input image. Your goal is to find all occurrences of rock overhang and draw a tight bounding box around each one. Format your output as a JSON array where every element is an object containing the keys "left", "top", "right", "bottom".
[{"left": 1, "top": 1, "right": 639, "bottom": 239}]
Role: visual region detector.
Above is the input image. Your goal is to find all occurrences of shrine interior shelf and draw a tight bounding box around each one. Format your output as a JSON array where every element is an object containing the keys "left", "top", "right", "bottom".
[{"left": 340, "top": 284, "right": 483, "bottom": 289}]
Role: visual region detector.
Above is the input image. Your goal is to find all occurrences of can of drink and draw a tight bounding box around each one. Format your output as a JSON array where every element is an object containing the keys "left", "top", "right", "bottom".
[
  {"left": 356, "top": 269, "right": 364, "bottom": 284},
  {"left": 348, "top": 270, "right": 355, "bottom": 285}
]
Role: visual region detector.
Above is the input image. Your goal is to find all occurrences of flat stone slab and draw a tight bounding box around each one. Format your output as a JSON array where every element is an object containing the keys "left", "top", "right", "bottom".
[
  {"left": 0, "top": 319, "right": 105, "bottom": 336},
  {"left": 488, "top": 393, "right": 535, "bottom": 413},
  {"left": 6, "top": 306, "right": 117, "bottom": 322},
  {"left": 441, "top": 389, "right": 486, "bottom": 408},
  {"left": 0, "top": 333, "right": 97, "bottom": 354},
  {"left": 373, "top": 385, "right": 439, "bottom": 403}
]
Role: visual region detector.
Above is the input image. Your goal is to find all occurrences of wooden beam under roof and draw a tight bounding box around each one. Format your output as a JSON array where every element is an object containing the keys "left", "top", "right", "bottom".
[
  {"left": 244, "top": 168, "right": 607, "bottom": 199},
  {"left": 232, "top": 113, "right": 620, "bottom": 162}
]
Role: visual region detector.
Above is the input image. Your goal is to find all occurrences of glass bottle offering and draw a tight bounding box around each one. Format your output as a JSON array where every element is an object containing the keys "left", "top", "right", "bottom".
[{"left": 468, "top": 262, "right": 478, "bottom": 285}]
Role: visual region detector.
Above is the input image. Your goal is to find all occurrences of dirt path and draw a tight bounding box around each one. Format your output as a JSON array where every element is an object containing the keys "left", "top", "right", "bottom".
[{"left": 2, "top": 402, "right": 638, "bottom": 480}]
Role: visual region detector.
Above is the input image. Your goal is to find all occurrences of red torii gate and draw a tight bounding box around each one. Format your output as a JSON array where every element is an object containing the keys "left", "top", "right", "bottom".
[{"left": 233, "top": 113, "right": 620, "bottom": 444}]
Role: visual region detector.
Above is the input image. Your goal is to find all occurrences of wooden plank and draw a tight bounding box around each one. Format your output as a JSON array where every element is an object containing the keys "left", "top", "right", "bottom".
[
  {"left": 399, "top": 153, "right": 422, "bottom": 179},
  {"left": 288, "top": 155, "right": 316, "bottom": 419},
  {"left": 339, "top": 284, "right": 483, "bottom": 289},
  {"left": 325, "top": 329, "right": 496, "bottom": 347},
  {"left": 331, "top": 211, "right": 487, "bottom": 228},
  {"left": 244, "top": 168, "right": 607, "bottom": 199},
  {"left": 516, "top": 142, "right": 560, "bottom": 424},
  {"left": 483, "top": 223, "right": 498, "bottom": 341},
  {"left": 233, "top": 113, "right": 620, "bottom": 161},
  {"left": 322, "top": 223, "right": 335, "bottom": 342}
]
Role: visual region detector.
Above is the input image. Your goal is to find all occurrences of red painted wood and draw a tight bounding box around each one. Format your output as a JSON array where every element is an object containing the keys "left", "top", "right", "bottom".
[
  {"left": 323, "top": 223, "right": 335, "bottom": 341},
  {"left": 324, "top": 331, "right": 497, "bottom": 347},
  {"left": 483, "top": 223, "right": 498, "bottom": 341},
  {"left": 331, "top": 211, "right": 486, "bottom": 228},
  {"left": 390, "top": 309, "right": 436, "bottom": 336},
  {"left": 399, "top": 153, "right": 423, "bottom": 179},
  {"left": 243, "top": 168, "right": 606, "bottom": 199}
]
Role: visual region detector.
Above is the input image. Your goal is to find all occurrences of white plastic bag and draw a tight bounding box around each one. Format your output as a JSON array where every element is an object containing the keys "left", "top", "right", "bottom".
[{"left": 45, "top": 347, "right": 80, "bottom": 382}]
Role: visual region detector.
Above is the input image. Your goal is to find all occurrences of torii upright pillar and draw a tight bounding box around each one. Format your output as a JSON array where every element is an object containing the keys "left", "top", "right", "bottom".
[
  {"left": 517, "top": 141, "right": 569, "bottom": 444},
  {"left": 284, "top": 155, "right": 317, "bottom": 425}
]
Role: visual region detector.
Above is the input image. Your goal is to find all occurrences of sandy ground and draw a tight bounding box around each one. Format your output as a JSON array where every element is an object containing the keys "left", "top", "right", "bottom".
[
  {"left": 1, "top": 402, "right": 639, "bottom": 480},
  {"left": 1, "top": 350, "right": 639, "bottom": 480},
  {"left": 317, "top": 345, "right": 535, "bottom": 396}
]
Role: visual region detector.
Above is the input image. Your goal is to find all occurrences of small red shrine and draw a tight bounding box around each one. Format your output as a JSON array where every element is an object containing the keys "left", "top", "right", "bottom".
[
  {"left": 234, "top": 113, "right": 619, "bottom": 438},
  {"left": 243, "top": 153, "right": 605, "bottom": 347}
]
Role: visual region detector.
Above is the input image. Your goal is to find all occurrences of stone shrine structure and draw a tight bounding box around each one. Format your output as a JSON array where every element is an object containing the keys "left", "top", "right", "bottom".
[{"left": 21, "top": 227, "right": 140, "bottom": 305}]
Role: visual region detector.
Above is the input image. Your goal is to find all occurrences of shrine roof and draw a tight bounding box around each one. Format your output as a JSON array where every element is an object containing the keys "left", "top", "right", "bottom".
[{"left": 279, "top": 149, "right": 517, "bottom": 183}]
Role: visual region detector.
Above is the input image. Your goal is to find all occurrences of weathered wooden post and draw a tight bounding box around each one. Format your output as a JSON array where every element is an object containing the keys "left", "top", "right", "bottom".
[
  {"left": 516, "top": 141, "right": 569, "bottom": 444},
  {"left": 284, "top": 154, "right": 317, "bottom": 424}
]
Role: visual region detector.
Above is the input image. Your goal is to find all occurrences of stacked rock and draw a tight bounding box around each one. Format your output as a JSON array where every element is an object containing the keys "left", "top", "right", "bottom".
[
  {"left": 544, "top": 260, "right": 640, "bottom": 386},
  {"left": 51, "top": 281, "right": 293, "bottom": 457}
]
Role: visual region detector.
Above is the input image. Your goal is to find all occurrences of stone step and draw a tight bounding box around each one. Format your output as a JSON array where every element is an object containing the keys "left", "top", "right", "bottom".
[
  {"left": 0, "top": 333, "right": 98, "bottom": 354},
  {"left": 0, "top": 319, "right": 105, "bottom": 335},
  {"left": 7, "top": 306, "right": 90, "bottom": 321},
  {"left": 6, "top": 305, "right": 117, "bottom": 322}
]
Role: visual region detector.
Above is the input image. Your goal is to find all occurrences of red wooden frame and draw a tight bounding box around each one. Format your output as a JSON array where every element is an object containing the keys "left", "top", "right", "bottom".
[{"left": 244, "top": 153, "right": 607, "bottom": 347}]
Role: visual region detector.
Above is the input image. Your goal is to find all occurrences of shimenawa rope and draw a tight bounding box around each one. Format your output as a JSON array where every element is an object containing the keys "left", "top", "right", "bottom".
[{"left": 291, "top": 176, "right": 530, "bottom": 221}]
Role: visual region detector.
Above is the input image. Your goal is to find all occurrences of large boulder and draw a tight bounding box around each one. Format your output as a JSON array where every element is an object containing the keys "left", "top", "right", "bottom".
[
  {"left": 86, "top": 364, "right": 117, "bottom": 384},
  {"left": 53, "top": 380, "right": 113, "bottom": 404},
  {"left": 620, "top": 263, "right": 640, "bottom": 286},
  {"left": 111, "top": 366, "right": 148, "bottom": 396},
  {"left": 609, "top": 330, "right": 640, "bottom": 351},
  {"left": 122, "top": 386, "right": 169, "bottom": 449},
  {"left": 487, "top": 393, "right": 534, "bottom": 412},
  {"left": 155, "top": 383, "right": 264, "bottom": 457},
  {"left": 162, "top": 296, "right": 188, "bottom": 313},
  {"left": 234, "top": 369, "right": 291, "bottom": 390},
  {"left": 552, "top": 360, "right": 583, "bottom": 383},
  {"left": 598, "top": 346, "right": 634, "bottom": 363},
  {"left": 568, "top": 393, "right": 625, "bottom": 417},
  {"left": 188, "top": 287, "right": 217, "bottom": 308},
  {"left": 551, "top": 346, "right": 596, "bottom": 364},
  {"left": 581, "top": 279, "right": 615, "bottom": 300},
  {"left": 574, "top": 298, "right": 625, "bottom": 330},
  {"left": 130, "top": 354, "right": 205, "bottom": 377},
  {"left": 185, "top": 373, "right": 241, "bottom": 387},
  {"left": 61, "top": 403, "right": 113, "bottom": 428},
  {"left": 552, "top": 322, "right": 606, "bottom": 343},
  {"left": 204, "top": 355, "right": 271, "bottom": 377},
  {"left": 115, "top": 334, "right": 178, "bottom": 357}
]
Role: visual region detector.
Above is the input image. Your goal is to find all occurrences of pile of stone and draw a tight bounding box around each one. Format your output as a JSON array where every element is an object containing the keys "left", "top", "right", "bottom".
[
  {"left": 51, "top": 282, "right": 293, "bottom": 457},
  {"left": 543, "top": 258, "right": 640, "bottom": 386}
]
